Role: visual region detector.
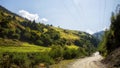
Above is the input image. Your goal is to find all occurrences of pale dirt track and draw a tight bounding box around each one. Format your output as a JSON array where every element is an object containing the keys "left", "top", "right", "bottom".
[{"left": 68, "top": 52, "right": 106, "bottom": 68}]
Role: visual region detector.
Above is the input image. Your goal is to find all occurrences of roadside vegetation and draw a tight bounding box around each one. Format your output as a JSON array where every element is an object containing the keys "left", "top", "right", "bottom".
[
  {"left": 0, "top": 38, "right": 89, "bottom": 68},
  {"left": 98, "top": 10, "right": 120, "bottom": 67}
]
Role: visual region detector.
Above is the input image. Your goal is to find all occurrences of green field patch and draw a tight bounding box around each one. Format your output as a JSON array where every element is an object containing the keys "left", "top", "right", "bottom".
[
  {"left": 0, "top": 43, "right": 50, "bottom": 53},
  {"left": 66, "top": 45, "right": 79, "bottom": 50},
  {"left": 50, "top": 59, "right": 75, "bottom": 68}
]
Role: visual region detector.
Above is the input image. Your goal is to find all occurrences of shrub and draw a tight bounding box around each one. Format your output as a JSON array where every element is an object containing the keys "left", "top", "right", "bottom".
[
  {"left": 49, "top": 45, "right": 64, "bottom": 60},
  {"left": 0, "top": 52, "right": 54, "bottom": 68},
  {"left": 35, "top": 40, "right": 43, "bottom": 45}
]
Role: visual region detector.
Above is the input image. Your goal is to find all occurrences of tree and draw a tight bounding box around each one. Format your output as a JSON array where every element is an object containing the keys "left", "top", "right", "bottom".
[
  {"left": 40, "top": 34, "right": 52, "bottom": 46},
  {"left": 25, "top": 27, "right": 30, "bottom": 32},
  {"left": 100, "top": 12, "right": 120, "bottom": 55},
  {"left": 23, "top": 31, "right": 31, "bottom": 40},
  {"left": 12, "top": 33, "right": 20, "bottom": 39},
  {"left": 74, "top": 40, "right": 82, "bottom": 46},
  {"left": 35, "top": 40, "right": 43, "bottom": 45},
  {"left": 106, "top": 12, "right": 120, "bottom": 53},
  {"left": 49, "top": 45, "right": 63, "bottom": 59}
]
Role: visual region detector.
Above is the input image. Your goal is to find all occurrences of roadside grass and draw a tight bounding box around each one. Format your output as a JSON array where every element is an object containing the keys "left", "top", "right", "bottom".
[{"left": 50, "top": 59, "right": 75, "bottom": 68}]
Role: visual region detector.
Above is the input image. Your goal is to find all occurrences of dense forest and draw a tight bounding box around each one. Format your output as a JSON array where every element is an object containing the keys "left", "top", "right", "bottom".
[{"left": 0, "top": 5, "right": 99, "bottom": 68}]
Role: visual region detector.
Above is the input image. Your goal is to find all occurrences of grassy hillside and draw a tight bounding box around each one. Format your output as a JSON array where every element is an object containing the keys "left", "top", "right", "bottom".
[
  {"left": 0, "top": 5, "right": 99, "bottom": 68},
  {"left": 52, "top": 27, "right": 79, "bottom": 40},
  {"left": 0, "top": 5, "right": 98, "bottom": 49}
]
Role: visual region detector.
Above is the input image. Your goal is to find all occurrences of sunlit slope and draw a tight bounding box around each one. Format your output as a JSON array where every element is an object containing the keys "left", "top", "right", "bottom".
[
  {"left": 52, "top": 27, "right": 79, "bottom": 40},
  {"left": 0, "top": 38, "right": 50, "bottom": 52}
]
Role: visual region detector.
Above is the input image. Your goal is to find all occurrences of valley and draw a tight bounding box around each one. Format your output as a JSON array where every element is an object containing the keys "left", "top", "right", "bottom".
[{"left": 0, "top": 0, "right": 120, "bottom": 68}]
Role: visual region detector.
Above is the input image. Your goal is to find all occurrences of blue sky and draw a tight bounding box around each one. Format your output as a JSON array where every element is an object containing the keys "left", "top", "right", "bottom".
[{"left": 0, "top": 0, "right": 119, "bottom": 34}]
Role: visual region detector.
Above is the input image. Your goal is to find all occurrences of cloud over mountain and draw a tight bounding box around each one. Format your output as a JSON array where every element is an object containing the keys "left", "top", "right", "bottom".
[
  {"left": 19, "top": 10, "right": 39, "bottom": 21},
  {"left": 19, "top": 10, "right": 48, "bottom": 23},
  {"left": 40, "top": 18, "right": 48, "bottom": 23},
  {"left": 86, "top": 29, "right": 94, "bottom": 34}
]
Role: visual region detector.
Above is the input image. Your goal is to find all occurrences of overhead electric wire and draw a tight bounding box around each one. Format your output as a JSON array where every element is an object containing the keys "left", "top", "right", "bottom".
[
  {"left": 63, "top": 0, "right": 85, "bottom": 22},
  {"left": 103, "top": 0, "right": 106, "bottom": 24},
  {"left": 98, "top": 0, "right": 101, "bottom": 28},
  {"left": 62, "top": 0, "right": 77, "bottom": 22},
  {"left": 71, "top": 0, "right": 83, "bottom": 18},
  {"left": 62, "top": 0, "right": 84, "bottom": 23}
]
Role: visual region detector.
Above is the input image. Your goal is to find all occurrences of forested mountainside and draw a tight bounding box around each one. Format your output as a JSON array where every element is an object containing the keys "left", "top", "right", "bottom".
[
  {"left": 0, "top": 5, "right": 99, "bottom": 68},
  {"left": 98, "top": 12, "right": 120, "bottom": 68},
  {"left": 0, "top": 5, "right": 99, "bottom": 48},
  {"left": 93, "top": 31, "right": 104, "bottom": 41}
]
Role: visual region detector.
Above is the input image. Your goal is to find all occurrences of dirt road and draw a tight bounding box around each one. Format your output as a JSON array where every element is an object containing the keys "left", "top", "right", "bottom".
[{"left": 68, "top": 52, "right": 106, "bottom": 68}]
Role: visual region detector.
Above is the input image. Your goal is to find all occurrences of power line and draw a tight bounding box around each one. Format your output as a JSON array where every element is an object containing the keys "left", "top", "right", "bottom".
[
  {"left": 62, "top": 0, "right": 77, "bottom": 22},
  {"left": 98, "top": 0, "right": 101, "bottom": 28},
  {"left": 103, "top": 0, "right": 106, "bottom": 24},
  {"left": 62, "top": 0, "right": 84, "bottom": 23},
  {"left": 71, "top": 0, "right": 83, "bottom": 18}
]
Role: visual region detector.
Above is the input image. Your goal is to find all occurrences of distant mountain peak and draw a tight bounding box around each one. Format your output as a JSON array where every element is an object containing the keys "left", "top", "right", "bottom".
[{"left": 93, "top": 31, "right": 105, "bottom": 41}]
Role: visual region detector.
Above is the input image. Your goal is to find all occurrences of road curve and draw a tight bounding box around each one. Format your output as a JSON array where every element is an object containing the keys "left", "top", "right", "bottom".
[{"left": 68, "top": 52, "right": 106, "bottom": 68}]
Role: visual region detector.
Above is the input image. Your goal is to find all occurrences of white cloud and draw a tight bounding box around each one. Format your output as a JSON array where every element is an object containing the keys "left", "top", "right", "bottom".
[
  {"left": 86, "top": 29, "right": 94, "bottom": 34},
  {"left": 19, "top": 10, "right": 39, "bottom": 21},
  {"left": 40, "top": 18, "right": 48, "bottom": 23},
  {"left": 19, "top": 10, "right": 48, "bottom": 23},
  {"left": 102, "top": 26, "right": 109, "bottom": 31}
]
